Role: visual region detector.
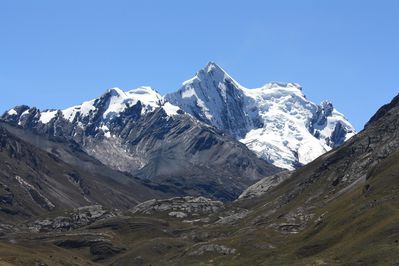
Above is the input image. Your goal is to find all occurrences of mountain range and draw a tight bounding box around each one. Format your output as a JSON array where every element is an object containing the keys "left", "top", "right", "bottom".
[
  {"left": 2, "top": 62, "right": 354, "bottom": 182},
  {"left": 1, "top": 63, "right": 396, "bottom": 265}
]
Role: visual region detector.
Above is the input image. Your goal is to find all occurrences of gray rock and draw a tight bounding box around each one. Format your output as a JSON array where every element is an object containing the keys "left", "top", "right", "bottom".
[
  {"left": 238, "top": 171, "right": 292, "bottom": 200},
  {"left": 28, "top": 205, "right": 114, "bottom": 232},
  {"left": 131, "top": 196, "right": 224, "bottom": 216},
  {"left": 216, "top": 209, "right": 250, "bottom": 224},
  {"left": 2, "top": 90, "right": 279, "bottom": 201},
  {"left": 168, "top": 211, "right": 187, "bottom": 218},
  {"left": 189, "top": 244, "right": 236, "bottom": 256}
]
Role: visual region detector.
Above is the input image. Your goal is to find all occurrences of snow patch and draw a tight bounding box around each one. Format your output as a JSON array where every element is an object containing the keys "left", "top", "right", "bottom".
[
  {"left": 7, "top": 109, "right": 17, "bottom": 116},
  {"left": 21, "top": 109, "right": 30, "bottom": 117},
  {"left": 100, "top": 124, "right": 111, "bottom": 138},
  {"left": 126, "top": 86, "right": 162, "bottom": 109},
  {"left": 62, "top": 99, "right": 96, "bottom": 123},
  {"left": 39, "top": 110, "right": 57, "bottom": 124},
  {"left": 162, "top": 102, "right": 180, "bottom": 116},
  {"left": 61, "top": 86, "right": 162, "bottom": 123}
]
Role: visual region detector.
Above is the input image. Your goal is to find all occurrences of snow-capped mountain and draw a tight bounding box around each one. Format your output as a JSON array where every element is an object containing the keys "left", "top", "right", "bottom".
[
  {"left": 3, "top": 62, "right": 355, "bottom": 173},
  {"left": 5, "top": 86, "right": 178, "bottom": 139},
  {"left": 165, "top": 63, "right": 258, "bottom": 139},
  {"left": 3, "top": 84, "right": 279, "bottom": 201},
  {"left": 3, "top": 86, "right": 188, "bottom": 173},
  {"left": 61, "top": 86, "right": 162, "bottom": 122},
  {"left": 166, "top": 62, "right": 355, "bottom": 169}
]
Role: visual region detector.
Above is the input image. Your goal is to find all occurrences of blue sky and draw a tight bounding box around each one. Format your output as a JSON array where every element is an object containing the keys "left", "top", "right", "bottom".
[{"left": 1, "top": 0, "right": 398, "bottom": 130}]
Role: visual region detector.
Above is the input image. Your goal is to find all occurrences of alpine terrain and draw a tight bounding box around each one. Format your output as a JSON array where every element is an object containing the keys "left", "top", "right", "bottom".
[
  {"left": 0, "top": 87, "right": 397, "bottom": 265},
  {"left": 2, "top": 84, "right": 279, "bottom": 201},
  {"left": 3, "top": 62, "right": 354, "bottom": 174},
  {"left": 166, "top": 62, "right": 355, "bottom": 169},
  {"left": 4, "top": 62, "right": 392, "bottom": 266}
]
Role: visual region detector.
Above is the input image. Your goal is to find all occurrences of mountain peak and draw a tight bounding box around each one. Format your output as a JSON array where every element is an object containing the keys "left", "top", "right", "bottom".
[
  {"left": 180, "top": 62, "right": 238, "bottom": 88},
  {"left": 127, "top": 86, "right": 159, "bottom": 95},
  {"left": 204, "top": 61, "right": 224, "bottom": 72},
  {"left": 103, "top": 87, "right": 125, "bottom": 98},
  {"left": 198, "top": 61, "right": 228, "bottom": 80}
]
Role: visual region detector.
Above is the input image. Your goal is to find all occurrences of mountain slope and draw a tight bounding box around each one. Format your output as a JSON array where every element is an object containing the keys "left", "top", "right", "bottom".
[
  {"left": 0, "top": 91, "right": 396, "bottom": 265},
  {"left": 0, "top": 122, "right": 171, "bottom": 224},
  {"left": 104, "top": 92, "right": 399, "bottom": 264},
  {"left": 166, "top": 62, "right": 355, "bottom": 169},
  {"left": 2, "top": 87, "right": 279, "bottom": 201},
  {"left": 241, "top": 93, "right": 399, "bottom": 201},
  {"left": 220, "top": 92, "right": 399, "bottom": 264},
  {"left": 4, "top": 63, "right": 354, "bottom": 172}
]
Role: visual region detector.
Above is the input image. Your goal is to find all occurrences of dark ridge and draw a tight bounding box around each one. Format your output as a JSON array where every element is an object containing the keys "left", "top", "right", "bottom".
[{"left": 364, "top": 93, "right": 399, "bottom": 128}]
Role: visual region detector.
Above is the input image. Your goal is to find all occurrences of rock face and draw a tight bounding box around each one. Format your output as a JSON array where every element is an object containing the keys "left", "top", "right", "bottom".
[
  {"left": 27, "top": 205, "right": 114, "bottom": 232},
  {"left": 189, "top": 244, "right": 236, "bottom": 256},
  {"left": 3, "top": 63, "right": 354, "bottom": 175},
  {"left": 238, "top": 171, "right": 293, "bottom": 200},
  {"left": 131, "top": 196, "right": 224, "bottom": 217},
  {"left": 2, "top": 87, "right": 279, "bottom": 201},
  {"left": 0, "top": 122, "right": 170, "bottom": 223},
  {"left": 1, "top": 62, "right": 355, "bottom": 200},
  {"left": 0, "top": 93, "right": 397, "bottom": 266},
  {"left": 166, "top": 62, "right": 355, "bottom": 169}
]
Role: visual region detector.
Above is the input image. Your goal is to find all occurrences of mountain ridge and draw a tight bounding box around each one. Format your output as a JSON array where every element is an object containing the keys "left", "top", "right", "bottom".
[
  {"left": 2, "top": 76, "right": 280, "bottom": 201},
  {"left": 3, "top": 62, "right": 355, "bottom": 170},
  {"left": 166, "top": 62, "right": 355, "bottom": 169},
  {"left": 0, "top": 91, "right": 397, "bottom": 265}
]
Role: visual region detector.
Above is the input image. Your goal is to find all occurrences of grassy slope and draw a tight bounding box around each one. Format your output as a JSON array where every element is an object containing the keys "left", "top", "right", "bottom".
[
  {"left": 0, "top": 98, "right": 398, "bottom": 265},
  {"left": 0, "top": 149, "right": 397, "bottom": 266}
]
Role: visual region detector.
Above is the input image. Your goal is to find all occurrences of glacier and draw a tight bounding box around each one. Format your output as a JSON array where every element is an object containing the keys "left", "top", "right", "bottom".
[{"left": 165, "top": 62, "right": 355, "bottom": 169}]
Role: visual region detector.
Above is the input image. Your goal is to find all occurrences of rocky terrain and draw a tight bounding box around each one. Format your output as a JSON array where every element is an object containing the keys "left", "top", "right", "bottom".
[
  {"left": 2, "top": 89, "right": 280, "bottom": 201},
  {"left": 238, "top": 171, "right": 293, "bottom": 200},
  {"left": 131, "top": 196, "right": 224, "bottom": 217},
  {"left": 0, "top": 122, "right": 174, "bottom": 224},
  {"left": 3, "top": 62, "right": 353, "bottom": 179},
  {"left": 0, "top": 93, "right": 397, "bottom": 265}
]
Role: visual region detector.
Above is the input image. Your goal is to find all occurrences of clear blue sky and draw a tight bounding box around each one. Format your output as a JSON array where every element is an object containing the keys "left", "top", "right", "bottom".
[{"left": 1, "top": 0, "right": 398, "bottom": 130}]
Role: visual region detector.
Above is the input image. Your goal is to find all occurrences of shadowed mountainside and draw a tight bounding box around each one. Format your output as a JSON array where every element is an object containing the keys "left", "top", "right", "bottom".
[{"left": 0, "top": 94, "right": 397, "bottom": 265}]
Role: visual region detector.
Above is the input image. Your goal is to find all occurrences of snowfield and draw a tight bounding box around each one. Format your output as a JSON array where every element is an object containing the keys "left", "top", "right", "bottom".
[{"left": 166, "top": 62, "right": 355, "bottom": 169}]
